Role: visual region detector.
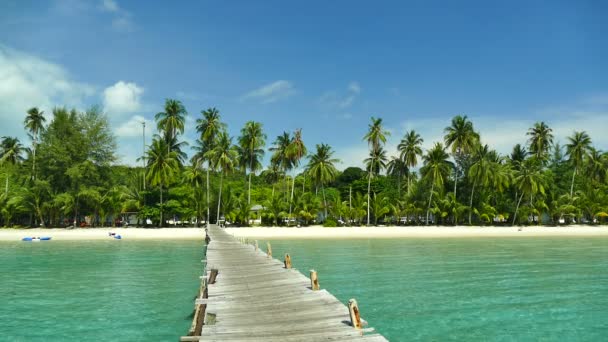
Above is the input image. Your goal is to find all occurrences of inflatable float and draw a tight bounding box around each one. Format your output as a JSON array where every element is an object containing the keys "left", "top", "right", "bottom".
[
  {"left": 108, "top": 232, "right": 122, "bottom": 240},
  {"left": 22, "top": 237, "right": 51, "bottom": 241}
]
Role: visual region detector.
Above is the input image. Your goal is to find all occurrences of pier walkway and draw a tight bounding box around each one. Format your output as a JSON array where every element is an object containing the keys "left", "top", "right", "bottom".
[{"left": 181, "top": 225, "right": 388, "bottom": 341}]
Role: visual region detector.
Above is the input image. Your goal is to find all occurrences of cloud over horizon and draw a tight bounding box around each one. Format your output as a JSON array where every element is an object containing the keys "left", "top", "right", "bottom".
[{"left": 241, "top": 80, "right": 295, "bottom": 104}]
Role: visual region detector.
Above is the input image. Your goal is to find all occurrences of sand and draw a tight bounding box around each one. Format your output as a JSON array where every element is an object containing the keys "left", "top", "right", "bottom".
[{"left": 1, "top": 225, "right": 607, "bottom": 241}]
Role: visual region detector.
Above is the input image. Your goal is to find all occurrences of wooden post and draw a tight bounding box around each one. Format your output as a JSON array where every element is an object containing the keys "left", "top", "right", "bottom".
[
  {"left": 310, "top": 269, "right": 320, "bottom": 291},
  {"left": 348, "top": 299, "right": 362, "bottom": 329},
  {"left": 254, "top": 240, "right": 258, "bottom": 252},
  {"left": 208, "top": 268, "right": 219, "bottom": 284},
  {"left": 266, "top": 242, "right": 272, "bottom": 258},
  {"left": 284, "top": 253, "right": 292, "bottom": 269}
]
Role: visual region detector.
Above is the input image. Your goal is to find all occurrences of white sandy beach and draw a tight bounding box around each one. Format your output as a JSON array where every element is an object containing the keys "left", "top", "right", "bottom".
[{"left": 1, "top": 225, "right": 608, "bottom": 241}]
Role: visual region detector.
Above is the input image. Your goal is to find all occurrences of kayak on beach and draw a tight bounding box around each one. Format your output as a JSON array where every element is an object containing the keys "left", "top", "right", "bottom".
[{"left": 22, "top": 237, "right": 52, "bottom": 241}]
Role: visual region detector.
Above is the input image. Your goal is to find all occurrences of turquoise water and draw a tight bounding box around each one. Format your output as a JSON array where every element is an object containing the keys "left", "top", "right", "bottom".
[
  {"left": 267, "top": 238, "right": 608, "bottom": 341},
  {"left": 2, "top": 237, "right": 607, "bottom": 341},
  {"left": 0, "top": 240, "right": 203, "bottom": 341}
]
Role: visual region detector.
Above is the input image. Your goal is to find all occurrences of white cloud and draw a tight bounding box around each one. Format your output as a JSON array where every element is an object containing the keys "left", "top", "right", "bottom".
[
  {"left": 103, "top": 81, "right": 143, "bottom": 115},
  {"left": 101, "top": 0, "right": 119, "bottom": 12},
  {"left": 241, "top": 80, "right": 295, "bottom": 104},
  {"left": 115, "top": 115, "right": 152, "bottom": 138},
  {"left": 0, "top": 44, "right": 95, "bottom": 141},
  {"left": 319, "top": 81, "right": 361, "bottom": 110},
  {"left": 98, "top": 0, "right": 134, "bottom": 32}
]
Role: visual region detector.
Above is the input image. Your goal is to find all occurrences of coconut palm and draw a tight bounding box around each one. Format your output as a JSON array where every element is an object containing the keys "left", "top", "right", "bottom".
[
  {"left": 444, "top": 115, "right": 479, "bottom": 197},
  {"left": 287, "top": 129, "right": 307, "bottom": 217},
  {"left": 565, "top": 131, "right": 592, "bottom": 197},
  {"left": 269, "top": 132, "right": 293, "bottom": 203},
  {"left": 146, "top": 138, "right": 180, "bottom": 226},
  {"left": 24, "top": 107, "right": 46, "bottom": 180},
  {"left": 421, "top": 143, "right": 452, "bottom": 225},
  {"left": 306, "top": 143, "right": 340, "bottom": 218},
  {"left": 205, "top": 131, "right": 238, "bottom": 224},
  {"left": 584, "top": 148, "right": 606, "bottom": 184},
  {"left": 512, "top": 159, "right": 545, "bottom": 225},
  {"left": 155, "top": 99, "right": 187, "bottom": 146},
  {"left": 467, "top": 144, "right": 493, "bottom": 224},
  {"left": 195, "top": 107, "right": 226, "bottom": 225},
  {"left": 0, "top": 136, "right": 25, "bottom": 195},
  {"left": 363, "top": 117, "right": 389, "bottom": 225},
  {"left": 527, "top": 121, "right": 553, "bottom": 162},
  {"left": 398, "top": 130, "right": 423, "bottom": 194},
  {"left": 364, "top": 146, "right": 388, "bottom": 176},
  {"left": 238, "top": 121, "right": 266, "bottom": 205},
  {"left": 387, "top": 156, "right": 408, "bottom": 198}
]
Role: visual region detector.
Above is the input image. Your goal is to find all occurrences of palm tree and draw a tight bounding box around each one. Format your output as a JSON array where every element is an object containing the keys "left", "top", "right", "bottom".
[
  {"left": 584, "top": 148, "right": 606, "bottom": 184},
  {"left": 387, "top": 156, "right": 408, "bottom": 198},
  {"left": 238, "top": 121, "right": 266, "bottom": 205},
  {"left": 195, "top": 107, "right": 226, "bottom": 225},
  {"left": 467, "top": 144, "right": 493, "bottom": 224},
  {"left": 306, "top": 143, "right": 340, "bottom": 218},
  {"left": 146, "top": 138, "right": 180, "bottom": 226},
  {"left": 363, "top": 117, "right": 390, "bottom": 225},
  {"left": 421, "top": 143, "right": 452, "bottom": 225},
  {"left": 0, "top": 137, "right": 25, "bottom": 195},
  {"left": 183, "top": 161, "right": 206, "bottom": 226},
  {"left": 512, "top": 159, "right": 545, "bottom": 225},
  {"left": 398, "top": 130, "right": 423, "bottom": 194},
  {"left": 364, "top": 146, "right": 388, "bottom": 176},
  {"left": 270, "top": 132, "right": 293, "bottom": 204},
  {"left": 24, "top": 107, "right": 46, "bottom": 180},
  {"left": 287, "top": 129, "right": 307, "bottom": 217},
  {"left": 444, "top": 115, "right": 479, "bottom": 198},
  {"left": 565, "top": 131, "right": 592, "bottom": 197},
  {"left": 155, "top": 99, "right": 187, "bottom": 146},
  {"left": 527, "top": 121, "right": 553, "bottom": 162},
  {"left": 205, "top": 131, "right": 238, "bottom": 224}
]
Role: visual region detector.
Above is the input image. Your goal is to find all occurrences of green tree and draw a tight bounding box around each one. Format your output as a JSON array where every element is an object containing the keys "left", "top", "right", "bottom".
[
  {"left": 421, "top": 143, "right": 452, "bottom": 225},
  {"left": 363, "top": 117, "right": 389, "bottom": 225},
  {"left": 387, "top": 156, "right": 408, "bottom": 198},
  {"left": 527, "top": 121, "right": 554, "bottom": 163},
  {"left": 306, "top": 143, "right": 339, "bottom": 218},
  {"left": 205, "top": 131, "right": 238, "bottom": 224},
  {"left": 269, "top": 132, "right": 293, "bottom": 204},
  {"left": 0, "top": 136, "right": 25, "bottom": 195},
  {"left": 512, "top": 159, "right": 545, "bottom": 225},
  {"left": 155, "top": 99, "right": 187, "bottom": 147},
  {"left": 565, "top": 131, "right": 592, "bottom": 197},
  {"left": 24, "top": 107, "right": 46, "bottom": 180},
  {"left": 467, "top": 144, "right": 493, "bottom": 224},
  {"left": 238, "top": 121, "right": 266, "bottom": 205},
  {"left": 444, "top": 115, "right": 479, "bottom": 198},
  {"left": 287, "top": 129, "right": 307, "bottom": 216},
  {"left": 398, "top": 130, "right": 423, "bottom": 194},
  {"left": 146, "top": 138, "right": 180, "bottom": 226}
]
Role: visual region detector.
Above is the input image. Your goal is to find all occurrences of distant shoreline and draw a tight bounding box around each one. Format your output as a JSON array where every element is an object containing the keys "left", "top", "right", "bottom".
[{"left": 1, "top": 226, "right": 607, "bottom": 241}]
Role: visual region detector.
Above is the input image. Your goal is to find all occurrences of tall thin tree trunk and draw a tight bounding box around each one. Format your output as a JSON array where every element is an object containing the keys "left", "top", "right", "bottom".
[
  {"left": 453, "top": 169, "right": 458, "bottom": 198},
  {"left": 512, "top": 192, "right": 525, "bottom": 225},
  {"left": 216, "top": 173, "right": 224, "bottom": 225},
  {"left": 4, "top": 176, "right": 8, "bottom": 195},
  {"left": 206, "top": 163, "right": 210, "bottom": 227},
  {"left": 426, "top": 181, "right": 435, "bottom": 225},
  {"left": 289, "top": 171, "right": 295, "bottom": 217},
  {"left": 248, "top": 172, "right": 252, "bottom": 205},
  {"left": 569, "top": 167, "right": 576, "bottom": 198},
  {"left": 160, "top": 183, "right": 163, "bottom": 227},
  {"left": 468, "top": 179, "right": 477, "bottom": 225},
  {"left": 33, "top": 138, "right": 37, "bottom": 180},
  {"left": 367, "top": 158, "right": 373, "bottom": 226},
  {"left": 322, "top": 184, "right": 328, "bottom": 219}
]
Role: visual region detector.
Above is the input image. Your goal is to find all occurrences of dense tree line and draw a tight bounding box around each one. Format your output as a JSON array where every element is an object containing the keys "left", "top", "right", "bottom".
[{"left": 1, "top": 101, "right": 607, "bottom": 228}]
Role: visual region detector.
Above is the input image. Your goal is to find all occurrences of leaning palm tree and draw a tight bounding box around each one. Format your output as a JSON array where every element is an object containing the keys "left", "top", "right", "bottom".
[
  {"left": 238, "top": 121, "right": 266, "bottom": 205},
  {"left": 363, "top": 117, "right": 389, "bottom": 225},
  {"left": 146, "top": 138, "right": 180, "bottom": 227},
  {"left": 512, "top": 159, "right": 545, "bottom": 225},
  {"left": 527, "top": 121, "right": 553, "bottom": 162},
  {"left": 306, "top": 143, "right": 340, "bottom": 218},
  {"left": 287, "top": 129, "right": 307, "bottom": 217},
  {"left": 398, "top": 130, "right": 423, "bottom": 194},
  {"left": 205, "top": 131, "right": 238, "bottom": 224},
  {"left": 444, "top": 115, "right": 479, "bottom": 197},
  {"left": 565, "top": 131, "right": 592, "bottom": 197},
  {"left": 421, "top": 143, "right": 452, "bottom": 225},
  {"left": 0, "top": 136, "right": 25, "bottom": 195},
  {"left": 195, "top": 107, "right": 226, "bottom": 225},
  {"left": 24, "top": 107, "right": 46, "bottom": 180},
  {"left": 155, "top": 99, "right": 187, "bottom": 147}
]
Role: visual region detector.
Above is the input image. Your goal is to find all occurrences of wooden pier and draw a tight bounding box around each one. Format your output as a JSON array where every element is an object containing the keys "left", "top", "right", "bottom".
[{"left": 181, "top": 225, "right": 388, "bottom": 341}]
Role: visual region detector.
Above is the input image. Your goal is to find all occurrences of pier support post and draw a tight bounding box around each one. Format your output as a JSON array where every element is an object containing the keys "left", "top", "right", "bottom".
[
  {"left": 266, "top": 242, "right": 272, "bottom": 258},
  {"left": 208, "top": 268, "right": 219, "bottom": 284},
  {"left": 310, "top": 269, "right": 320, "bottom": 291},
  {"left": 284, "top": 254, "right": 292, "bottom": 269},
  {"left": 348, "top": 299, "right": 363, "bottom": 329}
]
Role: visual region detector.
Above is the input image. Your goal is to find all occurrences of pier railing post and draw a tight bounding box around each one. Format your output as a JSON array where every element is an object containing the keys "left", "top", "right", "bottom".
[
  {"left": 310, "top": 269, "right": 320, "bottom": 291},
  {"left": 284, "top": 253, "right": 292, "bottom": 269},
  {"left": 266, "top": 242, "right": 272, "bottom": 258},
  {"left": 348, "top": 299, "right": 363, "bottom": 329},
  {"left": 208, "top": 268, "right": 219, "bottom": 284}
]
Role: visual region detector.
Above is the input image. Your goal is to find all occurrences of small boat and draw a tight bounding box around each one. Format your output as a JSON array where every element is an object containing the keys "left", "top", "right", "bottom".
[
  {"left": 114, "top": 235, "right": 122, "bottom": 240},
  {"left": 22, "top": 237, "right": 52, "bottom": 241}
]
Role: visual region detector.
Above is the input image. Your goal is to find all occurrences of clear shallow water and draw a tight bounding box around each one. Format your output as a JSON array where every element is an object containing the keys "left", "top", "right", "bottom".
[
  {"left": 0, "top": 239, "right": 203, "bottom": 341},
  {"left": 267, "top": 237, "right": 608, "bottom": 341}
]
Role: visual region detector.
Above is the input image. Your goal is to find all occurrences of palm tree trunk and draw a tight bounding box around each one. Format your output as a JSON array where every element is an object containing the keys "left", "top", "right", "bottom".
[
  {"left": 453, "top": 169, "right": 458, "bottom": 198},
  {"left": 468, "top": 179, "right": 477, "bottom": 225},
  {"left": 206, "top": 163, "right": 210, "bottom": 227},
  {"left": 289, "top": 171, "right": 295, "bottom": 217},
  {"left": 512, "top": 192, "right": 524, "bottom": 225},
  {"left": 302, "top": 174, "right": 306, "bottom": 193},
  {"left": 160, "top": 183, "right": 163, "bottom": 227},
  {"left": 569, "top": 167, "right": 576, "bottom": 198},
  {"left": 271, "top": 184, "right": 275, "bottom": 198},
  {"left": 426, "top": 181, "right": 435, "bottom": 225},
  {"left": 216, "top": 172, "right": 224, "bottom": 224},
  {"left": 367, "top": 158, "right": 373, "bottom": 226},
  {"left": 248, "top": 171, "right": 252, "bottom": 205},
  {"left": 33, "top": 139, "right": 37, "bottom": 180},
  {"left": 322, "top": 184, "right": 327, "bottom": 219}
]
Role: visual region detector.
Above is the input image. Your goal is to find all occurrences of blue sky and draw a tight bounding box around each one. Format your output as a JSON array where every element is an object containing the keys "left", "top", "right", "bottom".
[{"left": 1, "top": 0, "right": 607, "bottom": 168}]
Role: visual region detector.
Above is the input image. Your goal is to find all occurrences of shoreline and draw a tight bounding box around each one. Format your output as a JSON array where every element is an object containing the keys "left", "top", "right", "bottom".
[{"left": 1, "top": 225, "right": 607, "bottom": 241}]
